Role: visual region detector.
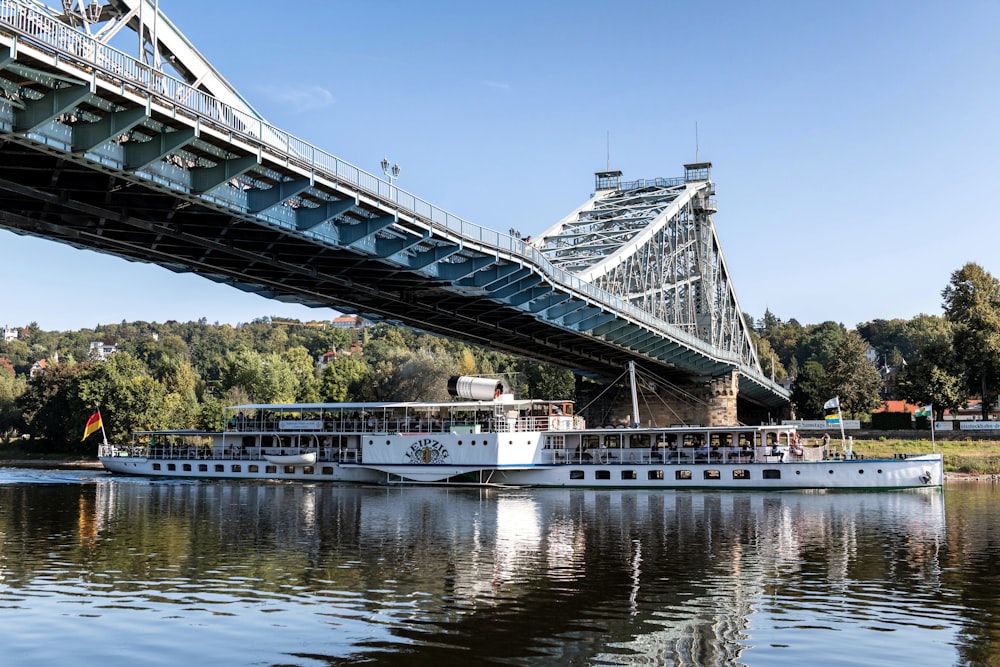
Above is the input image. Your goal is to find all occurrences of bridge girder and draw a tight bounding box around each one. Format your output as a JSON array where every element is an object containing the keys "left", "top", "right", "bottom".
[{"left": 0, "top": 1, "right": 789, "bottom": 409}]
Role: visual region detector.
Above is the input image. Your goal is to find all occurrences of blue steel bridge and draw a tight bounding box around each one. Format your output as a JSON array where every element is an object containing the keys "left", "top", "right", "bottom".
[{"left": 0, "top": 0, "right": 789, "bottom": 415}]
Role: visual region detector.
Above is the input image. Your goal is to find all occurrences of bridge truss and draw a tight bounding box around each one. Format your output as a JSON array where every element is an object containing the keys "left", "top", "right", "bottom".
[{"left": 0, "top": 0, "right": 787, "bottom": 409}]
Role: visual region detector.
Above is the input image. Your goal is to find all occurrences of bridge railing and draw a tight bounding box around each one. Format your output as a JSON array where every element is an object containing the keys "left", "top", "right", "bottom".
[{"left": 0, "top": 0, "right": 758, "bottom": 373}]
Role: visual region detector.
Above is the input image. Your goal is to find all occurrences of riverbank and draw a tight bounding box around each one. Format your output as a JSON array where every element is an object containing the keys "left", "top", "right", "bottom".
[{"left": 0, "top": 458, "right": 104, "bottom": 469}]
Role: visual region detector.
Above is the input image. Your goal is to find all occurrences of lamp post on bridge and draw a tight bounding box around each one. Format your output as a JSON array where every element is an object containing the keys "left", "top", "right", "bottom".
[{"left": 380, "top": 157, "right": 400, "bottom": 186}]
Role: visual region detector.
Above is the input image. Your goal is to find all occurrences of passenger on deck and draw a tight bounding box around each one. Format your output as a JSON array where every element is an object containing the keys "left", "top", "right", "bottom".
[{"left": 791, "top": 433, "right": 804, "bottom": 457}]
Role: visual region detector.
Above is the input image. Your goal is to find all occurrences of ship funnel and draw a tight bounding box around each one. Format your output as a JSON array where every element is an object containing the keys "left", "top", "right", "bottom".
[{"left": 447, "top": 376, "right": 508, "bottom": 401}]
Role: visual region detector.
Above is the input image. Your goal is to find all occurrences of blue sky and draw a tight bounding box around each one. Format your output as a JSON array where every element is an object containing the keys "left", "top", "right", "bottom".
[{"left": 2, "top": 0, "right": 999, "bottom": 331}]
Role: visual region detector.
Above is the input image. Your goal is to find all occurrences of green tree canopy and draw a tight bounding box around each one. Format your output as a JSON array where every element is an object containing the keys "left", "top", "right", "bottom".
[
  {"left": 942, "top": 262, "right": 1000, "bottom": 419},
  {"left": 826, "top": 330, "right": 883, "bottom": 418}
]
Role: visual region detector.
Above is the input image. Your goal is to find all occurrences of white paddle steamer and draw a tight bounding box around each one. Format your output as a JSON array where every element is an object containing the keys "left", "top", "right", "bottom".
[{"left": 100, "top": 373, "right": 943, "bottom": 490}]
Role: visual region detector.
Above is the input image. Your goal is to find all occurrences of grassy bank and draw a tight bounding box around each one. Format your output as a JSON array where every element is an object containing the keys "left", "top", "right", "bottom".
[{"left": 849, "top": 438, "right": 1000, "bottom": 474}]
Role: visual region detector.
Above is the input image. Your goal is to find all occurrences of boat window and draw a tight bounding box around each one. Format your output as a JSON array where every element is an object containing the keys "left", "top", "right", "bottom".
[
  {"left": 321, "top": 466, "right": 333, "bottom": 475},
  {"left": 621, "top": 470, "right": 637, "bottom": 480},
  {"left": 283, "top": 466, "right": 295, "bottom": 474},
  {"left": 683, "top": 434, "right": 703, "bottom": 448},
  {"left": 249, "top": 465, "right": 259, "bottom": 473},
  {"left": 303, "top": 466, "right": 314, "bottom": 474},
  {"left": 648, "top": 470, "right": 664, "bottom": 480},
  {"left": 710, "top": 433, "right": 734, "bottom": 447},
  {"left": 231, "top": 465, "right": 241, "bottom": 473},
  {"left": 656, "top": 433, "right": 676, "bottom": 449},
  {"left": 762, "top": 469, "right": 781, "bottom": 480},
  {"left": 570, "top": 470, "right": 585, "bottom": 480},
  {"left": 545, "top": 435, "right": 565, "bottom": 448},
  {"left": 199, "top": 464, "right": 208, "bottom": 472},
  {"left": 266, "top": 465, "right": 277, "bottom": 474},
  {"left": 732, "top": 469, "right": 750, "bottom": 480},
  {"left": 604, "top": 434, "right": 621, "bottom": 449},
  {"left": 629, "top": 434, "right": 650, "bottom": 448},
  {"left": 214, "top": 464, "right": 224, "bottom": 472},
  {"left": 167, "top": 464, "right": 176, "bottom": 471},
  {"left": 183, "top": 464, "right": 192, "bottom": 472},
  {"left": 595, "top": 470, "right": 611, "bottom": 480},
  {"left": 583, "top": 435, "right": 600, "bottom": 449},
  {"left": 675, "top": 470, "right": 692, "bottom": 480},
  {"left": 152, "top": 463, "right": 161, "bottom": 471},
  {"left": 703, "top": 469, "right": 721, "bottom": 480}
]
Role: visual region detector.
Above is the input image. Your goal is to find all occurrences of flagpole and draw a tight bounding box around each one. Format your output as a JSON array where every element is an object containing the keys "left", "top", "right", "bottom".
[
  {"left": 837, "top": 399, "right": 847, "bottom": 456},
  {"left": 930, "top": 403, "right": 936, "bottom": 453},
  {"left": 96, "top": 405, "right": 108, "bottom": 447}
]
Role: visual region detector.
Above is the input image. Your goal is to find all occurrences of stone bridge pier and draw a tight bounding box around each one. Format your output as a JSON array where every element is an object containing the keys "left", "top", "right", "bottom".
[{"left": 577, "top": 371, "right": 741, "bottom": 428}]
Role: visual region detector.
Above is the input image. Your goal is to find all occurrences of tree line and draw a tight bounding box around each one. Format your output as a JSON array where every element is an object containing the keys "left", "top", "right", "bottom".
[
  {"left": 1, "top": 261, "right": 996, "bottom": 452},
  {"left": 753, "top": 262, "right": 1000, "bottom": 423},
  {"left": 0, "top": 319, "right": 575, "bottom": 452}
]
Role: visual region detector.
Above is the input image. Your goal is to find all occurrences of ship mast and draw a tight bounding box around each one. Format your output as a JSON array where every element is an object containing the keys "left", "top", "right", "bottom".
[{"left": 628, "top": 360, "right": 640, "bottom": 427}]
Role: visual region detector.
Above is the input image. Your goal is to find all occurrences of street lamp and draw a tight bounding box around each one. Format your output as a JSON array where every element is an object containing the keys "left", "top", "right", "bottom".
[{"left": 380, "top": 157, "right": 400, "bottom": 185}]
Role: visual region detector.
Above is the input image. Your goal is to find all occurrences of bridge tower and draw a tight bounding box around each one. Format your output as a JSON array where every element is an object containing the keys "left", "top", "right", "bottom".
[{"left": 540, "top": 164, "right": 760, "bottom": 426}]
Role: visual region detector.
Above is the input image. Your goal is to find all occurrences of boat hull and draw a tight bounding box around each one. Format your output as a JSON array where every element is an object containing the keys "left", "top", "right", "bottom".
[
  {"left": 100, "top": 452, "right": 943, "bottom": 490},
  {"left": 99, "top": 454, "right": 383, "bottom": 483}
]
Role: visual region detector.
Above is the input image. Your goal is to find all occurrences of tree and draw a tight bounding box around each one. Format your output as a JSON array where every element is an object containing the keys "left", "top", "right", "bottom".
[
  {"left": 18, "top": 353, "right": 170, "bottom": 452},
  {"left": 220, "top": 348, "right": 298, "bottom": 404},
  {"left": 79, "top": 353, "right": 172, "bottom": 444},
  {"left": 895, "top": 337, "right": 965, "bottom": 421},
  {"left": 795, "top": 321, "right": 845, "bottom": 368},
  {"left": 18, "top": 363, "right": 92, "bottom": 451},
  {"left": 0, "top": 367, "right": 26, "bottom": 441},
  {"left": 791, "top": 360, "right": 828, "bottom": 418},
  {"left": 942, "top": 262, "right": 1000, "bottom": 419},
  {"left": 754, "top": 336, "right": 787, "bottom": 381},
  {"left": 826, "top": 330, "right": 883, "bottom": 418},
  {"left": 521, "top": 359, "right": 576, "bottom": 400},
  {"left": 320, "top": 355, "right": 369, "bottom": 402},
  {"left": 283, "top": 346, "right": 322, "bottom": 402}
]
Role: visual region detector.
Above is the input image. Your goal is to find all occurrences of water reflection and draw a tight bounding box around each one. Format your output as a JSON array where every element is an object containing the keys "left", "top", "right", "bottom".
[{"left": 0, "top": 470, "right": 980, "bottom": 666}]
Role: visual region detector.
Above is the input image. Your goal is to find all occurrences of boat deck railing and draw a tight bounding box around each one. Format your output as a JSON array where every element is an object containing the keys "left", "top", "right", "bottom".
[
  {"left": 102, "top": 444, "right": 362, "bottom": 463},
  {"left": 546, "top": 445, "right": 828, "bottom": 466},
  {"left": 223, "top": 415, "right": 556, "bottom": 435}
]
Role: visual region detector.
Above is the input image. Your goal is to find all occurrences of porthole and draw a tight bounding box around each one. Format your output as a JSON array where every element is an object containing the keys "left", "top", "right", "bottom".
[
  {"left": 458, "top": 440, "right": 463, "bottom": 446},
  {"left": 368, "top": 440, "right": 374, "bottom": 445},
  {"left": 877, "top": 469, "right": 883, "bottom": 474},
  {"left": 471, "top": 440, "right": 476, "bottom": 446},
  {"left": 386, "top": 440, "right": 391, "bottom": 445},
  {"left": 828, "top": 469, "right": 834, "bottom": 474},
  {"left": 858, "top": 469, "right": 865, "bottom": 474},
  {"left": 795, "top": 470, "right": 801, "bottom": 475}
]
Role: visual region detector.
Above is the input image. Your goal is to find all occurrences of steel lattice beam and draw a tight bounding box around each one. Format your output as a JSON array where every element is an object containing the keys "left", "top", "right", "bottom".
[{"left": 0, "top": 0, "right": 787, "bottom": 409}]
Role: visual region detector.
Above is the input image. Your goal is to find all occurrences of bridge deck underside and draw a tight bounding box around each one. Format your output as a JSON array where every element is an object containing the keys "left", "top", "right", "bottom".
[
  {"left": 0, "top": 3, "right": 790, "bottom": 411},
  {"left": 0, "top": 142, "right": 690, "bottom": 381}
]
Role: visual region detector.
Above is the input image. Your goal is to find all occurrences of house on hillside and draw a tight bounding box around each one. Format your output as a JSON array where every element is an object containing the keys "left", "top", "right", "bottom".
[
  {"left": 316, "top": 342, "right": 365, "bottom": 371},
  {"left": 89, "top": 341, "right": 118, "bottom": 361},
  {"left": 331, "top": 315, "right": 371, "bottom": 329}
]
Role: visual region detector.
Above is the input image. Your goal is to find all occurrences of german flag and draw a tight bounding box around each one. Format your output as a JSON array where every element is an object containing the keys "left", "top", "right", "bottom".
[{"left": 82, "top": 409, "right": 103, "bottom": 441}]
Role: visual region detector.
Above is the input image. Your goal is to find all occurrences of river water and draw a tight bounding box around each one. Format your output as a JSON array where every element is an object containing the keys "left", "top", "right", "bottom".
[{"left": 0, "top": 468, "right": 993, "bottom": 666}]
